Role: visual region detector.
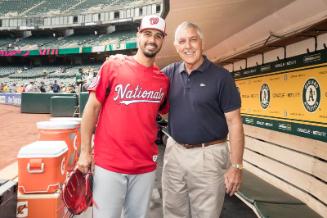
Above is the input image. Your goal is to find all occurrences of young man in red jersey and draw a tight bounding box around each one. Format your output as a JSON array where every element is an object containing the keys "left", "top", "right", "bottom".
[{"left": 76, "top": 15, "right": 169, "bottom": 218}]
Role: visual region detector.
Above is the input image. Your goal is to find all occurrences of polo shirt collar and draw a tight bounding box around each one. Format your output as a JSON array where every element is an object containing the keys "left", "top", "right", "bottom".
[{"left": 177, "top": 56, "right": 210, "bottom": 74}]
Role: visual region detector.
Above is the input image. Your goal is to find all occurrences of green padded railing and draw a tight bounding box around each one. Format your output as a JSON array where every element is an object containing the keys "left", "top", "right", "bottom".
[
  {"left": 50, "top": 96, "right": 78, "bottom": 117},
  {"left": 21, "top": 93, "right": 76, "bottom": 113}
]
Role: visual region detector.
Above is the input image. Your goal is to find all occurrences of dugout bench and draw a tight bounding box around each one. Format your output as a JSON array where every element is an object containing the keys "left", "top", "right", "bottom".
[{"left": 236, "top": 170, "right": 321, "bottom": 218}]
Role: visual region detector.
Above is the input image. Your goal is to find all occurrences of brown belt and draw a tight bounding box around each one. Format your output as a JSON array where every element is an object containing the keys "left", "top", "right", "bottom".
[{"left": 180, "top": 139, "right": 226, "bottom": 149}]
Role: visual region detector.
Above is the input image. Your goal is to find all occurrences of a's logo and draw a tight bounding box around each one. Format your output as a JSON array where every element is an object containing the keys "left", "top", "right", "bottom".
[
  {"left": 260, "top": 83, "right": 270, "bottom": 109},
  {"left": 150, "top": 17, "right": 159, "bottom": 25},
  {"left": 199, "top": 83, "right": 206, "bottom": 87},
  {"left": 303, "top": 78, "right": 320, "bottom": 112},
  {"left": 153, "top": 155, "right": 158, "bottom": 162}
]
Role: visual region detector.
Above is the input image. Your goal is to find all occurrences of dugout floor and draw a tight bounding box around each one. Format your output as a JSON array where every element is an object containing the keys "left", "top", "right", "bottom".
[
  {"left": 0, "top": 104, "right": 256, "bottom": 218},
  {"left": 75, "top": 145, "right": 257, "bottom": 218}
]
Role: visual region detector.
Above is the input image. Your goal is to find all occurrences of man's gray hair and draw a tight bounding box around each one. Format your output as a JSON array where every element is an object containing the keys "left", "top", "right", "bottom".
[{"left": 174, "top": 21, "right": 204, "bottom": 43}]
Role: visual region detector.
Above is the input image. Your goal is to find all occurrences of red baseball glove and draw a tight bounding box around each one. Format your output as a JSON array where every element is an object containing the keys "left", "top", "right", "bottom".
[{"left": 62, "top": 168, "right": 93, "bottom": 216}]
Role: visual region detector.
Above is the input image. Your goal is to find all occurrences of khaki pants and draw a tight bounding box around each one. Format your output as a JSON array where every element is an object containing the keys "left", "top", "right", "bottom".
[{"left": 162, "top": 137, "right": 230, "bottom": 218}]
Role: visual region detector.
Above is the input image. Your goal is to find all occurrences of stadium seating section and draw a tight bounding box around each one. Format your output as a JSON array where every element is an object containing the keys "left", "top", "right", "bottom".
[
  {"left": 0, "top": 67, "right": 21, "bottom": 78},
  {"left": 26, "top": 0, "right": 81, "bottom": 16},
  {"left": 0, "top": 65, "right": 101, "bottom": 94},
  {"left": 0, "top": 31, "right": 136, "bottom": 50},
  {"left": 0, "top": 0, "right": 42, "bottom": 16},
  {"left": 0, "top": 0, "right": 139, "bottom": 89},
  {"left": 0, "top": 0, "right": 135, "bottom": 16}
]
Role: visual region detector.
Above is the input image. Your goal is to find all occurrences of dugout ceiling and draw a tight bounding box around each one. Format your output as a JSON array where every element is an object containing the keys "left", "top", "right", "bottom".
[{"left": 157, "top": 0, "right": 327, "bottom": 68}]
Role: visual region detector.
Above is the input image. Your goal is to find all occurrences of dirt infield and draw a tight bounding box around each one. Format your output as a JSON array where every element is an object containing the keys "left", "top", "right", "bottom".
[{"left": 0, "top": 104, "right": 50, "bottom": 169}]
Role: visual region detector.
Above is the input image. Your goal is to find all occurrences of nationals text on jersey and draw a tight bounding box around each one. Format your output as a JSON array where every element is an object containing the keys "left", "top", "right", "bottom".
[{"left": 113, "top": 83, "right": 165, "bottom": 105}]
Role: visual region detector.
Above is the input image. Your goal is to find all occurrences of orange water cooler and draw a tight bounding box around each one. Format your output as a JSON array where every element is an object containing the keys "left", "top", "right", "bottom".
[
  {"left": 17, "top": 141, "right": 68, "bottom": 194},
  {"left": 49, "top": 117, "right": 82, "bottom": 157},
  {"left": 16, "top": 191, "right": 65, "bottom": 218},
  {"left": 37, "top": 121, "right": 79, "bottom": 172}
]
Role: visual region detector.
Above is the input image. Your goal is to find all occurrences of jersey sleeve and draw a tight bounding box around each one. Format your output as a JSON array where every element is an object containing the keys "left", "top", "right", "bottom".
[
  {"left": 88, "top": 60, "right": 112, "bottom": 104},
  {"left": 159, "top": 91, "right": 170, "bottom": 114},
  {"left": 159, "top": 72, "right": 170, "bottom": 115}
]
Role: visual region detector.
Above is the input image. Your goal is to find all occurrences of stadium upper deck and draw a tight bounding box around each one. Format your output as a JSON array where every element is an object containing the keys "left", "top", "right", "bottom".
[
  {"left": 0, "top": 31, "right": 136, "bottom": 50},
  {"left": 0, "top": 0, "right": 165, "bottom": 92},
  {"left": 0, "top": 0, "right": 165, "bottom": 60},
  {"left": 0, "top": 0, "right": 163, "bottom": 30},
  {"left": 0, "top": 0, "right": 144, "bottom": 16}
]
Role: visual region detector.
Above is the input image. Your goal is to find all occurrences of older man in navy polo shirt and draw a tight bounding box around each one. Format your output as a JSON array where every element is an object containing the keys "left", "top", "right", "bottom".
[{"left": 162, "top": 21, "right": 245, "bottom": 218}]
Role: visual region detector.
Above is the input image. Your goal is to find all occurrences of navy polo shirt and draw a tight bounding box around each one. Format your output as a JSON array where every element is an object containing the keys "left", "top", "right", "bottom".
[{"left": 162, "top": 56, "right": 241, "bottom": 144}]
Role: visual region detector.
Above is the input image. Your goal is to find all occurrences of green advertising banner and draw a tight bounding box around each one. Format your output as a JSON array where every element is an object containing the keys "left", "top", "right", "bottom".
[
  {"left": 126, "top": 41, "right": 137, "bottom": 49},
  {"left": 59, "top": 48, "right": 80, "bottom": 55}
]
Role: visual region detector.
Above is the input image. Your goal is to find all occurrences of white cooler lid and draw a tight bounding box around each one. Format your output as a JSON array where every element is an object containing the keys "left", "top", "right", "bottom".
[
  {"left": 37, "top": 121, "right": 78, "bottom": 129},
  {"left": 17, "top": 141, "right": 68, "bottom": 158},
  {"left": 50, "top": 117, "right": 82, "bottom": 123},
  {"left": 48, "top": 120, "right": 80, "bottom": 127}
]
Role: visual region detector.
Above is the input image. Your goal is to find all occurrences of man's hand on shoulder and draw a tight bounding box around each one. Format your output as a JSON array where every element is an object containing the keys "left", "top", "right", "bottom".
[{"left": 106, "top": 54, "right": 127, "bottom": 62}]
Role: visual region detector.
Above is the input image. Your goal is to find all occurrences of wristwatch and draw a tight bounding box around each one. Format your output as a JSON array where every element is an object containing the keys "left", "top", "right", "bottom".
[{"left": 231, "top": 163, "right": 243, "bottom": 170}]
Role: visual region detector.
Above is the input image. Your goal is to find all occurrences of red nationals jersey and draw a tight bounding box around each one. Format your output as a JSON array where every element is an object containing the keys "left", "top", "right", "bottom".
[{"left": 88, "top": 57, "right": 169, "bottom": 174}]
